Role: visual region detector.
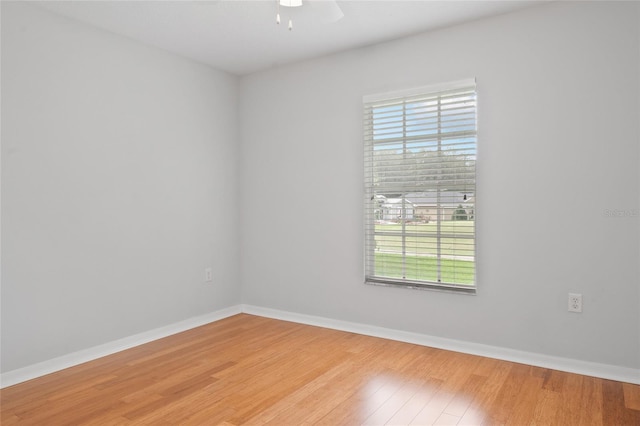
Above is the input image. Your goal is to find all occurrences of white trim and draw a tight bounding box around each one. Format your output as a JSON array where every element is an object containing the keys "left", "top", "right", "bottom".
[
  {"left": 241, "top": 304, "right": 640, "bottom": 385},
  {"left": 363, "top": 78, "right": 476, "bottom": 104},
  {"left": 0, "top": 305, "right": 242, "bottom": 388},
  {"left": 3, "top": 303, "right": 638, "bottom": 388}
]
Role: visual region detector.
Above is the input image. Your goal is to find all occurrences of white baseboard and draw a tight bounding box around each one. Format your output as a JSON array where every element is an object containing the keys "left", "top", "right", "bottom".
[
  {"left": 241, "top": 304, "right": 640, "bottom": 385},
  {"left": 3, "top": 303, "right": 638, "bottom": 388},
  {"left": 0, "top": 305, "right": 242, "bottom": 388}
]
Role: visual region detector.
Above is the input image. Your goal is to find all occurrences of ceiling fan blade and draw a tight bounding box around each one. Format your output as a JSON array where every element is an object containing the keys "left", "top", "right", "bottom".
[{"left": 308, "top": 0, "right": 344, "bottom": 23}]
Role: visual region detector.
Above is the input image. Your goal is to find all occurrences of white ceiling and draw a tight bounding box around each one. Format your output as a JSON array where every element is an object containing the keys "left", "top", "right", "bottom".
[{"left": 34, "top": 0, "right": 547, "bottom": 76}]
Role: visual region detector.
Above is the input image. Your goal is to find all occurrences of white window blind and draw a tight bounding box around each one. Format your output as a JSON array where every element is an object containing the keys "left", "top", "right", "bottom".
[{"left": 364, "top": 80, "right": 477, "bottom": 293}]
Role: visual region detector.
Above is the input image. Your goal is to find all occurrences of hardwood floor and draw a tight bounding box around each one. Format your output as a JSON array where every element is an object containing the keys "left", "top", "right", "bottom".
[{"left": 1, "top": 314, "right": 639, "bottom": 425}]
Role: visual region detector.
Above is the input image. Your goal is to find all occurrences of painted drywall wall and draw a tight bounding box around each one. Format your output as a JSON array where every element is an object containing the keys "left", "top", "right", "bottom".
[
  {"left": 1, "top": 2, "right": 241, "bottom": 372},
  {"left": 240, "top": 1, "right": 640, "bottom": 369}
]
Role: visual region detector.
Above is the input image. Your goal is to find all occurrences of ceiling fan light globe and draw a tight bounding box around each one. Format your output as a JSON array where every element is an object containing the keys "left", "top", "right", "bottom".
[{"left": 280, "top": 0, "right": 303, "bottom": 8}]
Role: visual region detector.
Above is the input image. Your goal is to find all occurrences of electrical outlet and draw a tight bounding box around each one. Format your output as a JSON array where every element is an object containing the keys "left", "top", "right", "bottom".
[
  {"left": 568, "top": 293, "right": 582, "bottom": 313},
  {"left": 205, "top": 267, "right": 213, "bottom": 282}
]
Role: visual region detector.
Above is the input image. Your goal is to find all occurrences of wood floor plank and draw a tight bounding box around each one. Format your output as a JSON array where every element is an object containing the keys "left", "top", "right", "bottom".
[
  {"left": 384, "top": 378, "right": 442, "bottom": 425},
  {"left": 2, "top": 313, "right": 640, "bottom": 426},
  {"left": 433, "top": 412, "right": 461, "bottom": 425},
  {"left": 578, "top": 376, "right": 605, "bottom": 426},
  {"left": 504, "top": 373, "right": 544, "bottom": 425},
  {"left": 314, "top": 370, "right": 395, "bottom": 425},
  {"left": 602, "top": 379, "right": 640, "bottom": 426},
  {"left": 542, "top": 368, "right": 566, "bottom": 393},
  {"left": 483, "top": 363, "right": 529, "bottom": 424},
  {"left": 409, "top": 387, "right": 456, "bottom": 425},
  {"left": 530, "top": 389, "right": 561, "bottom": 425},
  {"left": 546, "top": 372, "right": 578, "bottom": 425},
  {"left": 253, "top": 359, "right": 370, "bottom": 425},
  {"left": 457, "top": 358, "right": 512, "bottom": 425},
  {"left": 362, "top": 379, "right": 421, "bottom": 425},
  {"left": 442, "top": 373, "right": 486, "bottom": 418},
  {"left": 623, "top": 382, "right": 640, "bottom": 410}
]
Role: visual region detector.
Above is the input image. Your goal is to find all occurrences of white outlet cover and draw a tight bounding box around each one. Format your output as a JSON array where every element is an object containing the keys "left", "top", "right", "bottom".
[{"left": 568, "top": 293, "right": 582, "bottom": 313}]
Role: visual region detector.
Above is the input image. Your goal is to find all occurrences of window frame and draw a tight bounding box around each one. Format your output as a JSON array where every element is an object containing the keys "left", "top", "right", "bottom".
[{"left": 363, "top": 79, "right": 477, "bottom": 294}]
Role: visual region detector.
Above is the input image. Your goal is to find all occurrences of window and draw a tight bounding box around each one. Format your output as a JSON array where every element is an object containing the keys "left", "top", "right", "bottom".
[{"left": 364, "top": 79, "right": 477, "bottom": 293}]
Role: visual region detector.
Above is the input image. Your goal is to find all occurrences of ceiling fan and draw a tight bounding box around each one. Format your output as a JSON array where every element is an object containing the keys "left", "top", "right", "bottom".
[{"left": 276, "top": 0, "right": 344, "bottom": 30}]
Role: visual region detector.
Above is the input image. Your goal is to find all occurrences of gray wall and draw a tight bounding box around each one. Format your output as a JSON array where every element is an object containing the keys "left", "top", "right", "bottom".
[
  {"left": 2, "top": 1, "right": 638, "bottom": 375},
  {"left": 1, "top": 2, "right": 241, "bottom": 372},
  {"left": 240, "top": 1, "right": 640, "bottom": 369}
]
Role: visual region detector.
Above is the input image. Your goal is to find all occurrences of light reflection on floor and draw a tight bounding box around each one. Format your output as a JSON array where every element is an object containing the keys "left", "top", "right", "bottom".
[{"left": 358, "top": 371, "right": 484, "bottom": 425}]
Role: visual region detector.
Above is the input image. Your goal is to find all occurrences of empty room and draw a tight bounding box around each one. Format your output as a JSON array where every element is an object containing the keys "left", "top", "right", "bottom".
[{"left": 1, "top": 0, "right": 639, "bottom": 424}]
